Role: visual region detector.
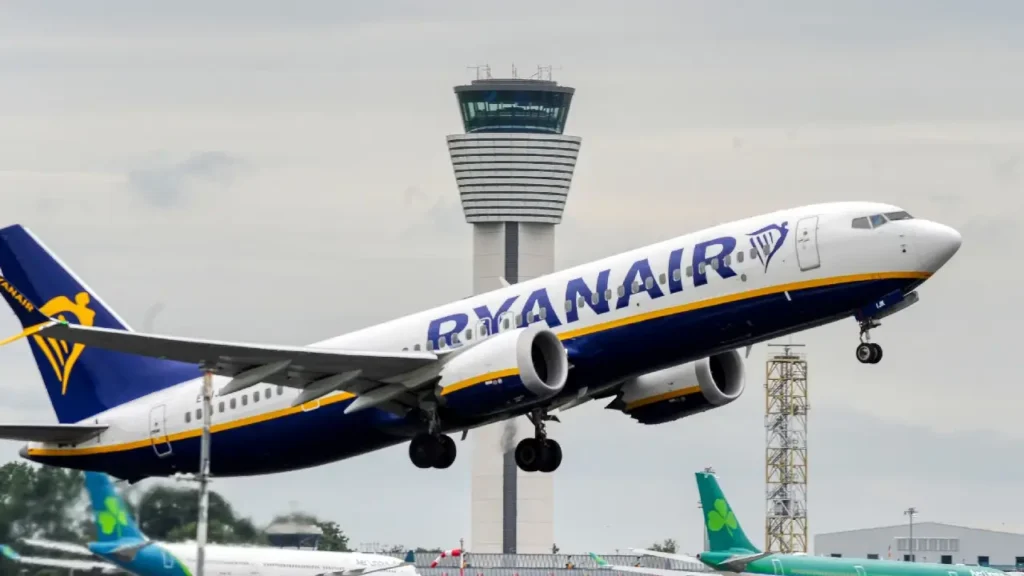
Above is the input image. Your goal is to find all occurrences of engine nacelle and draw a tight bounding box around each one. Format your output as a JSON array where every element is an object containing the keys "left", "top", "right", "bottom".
[
  {"left": 436, "top": 324, "right": 569, "bottom": 417},
  {"left": 609, "top": 350, "right": 746, "bottom": 425}
]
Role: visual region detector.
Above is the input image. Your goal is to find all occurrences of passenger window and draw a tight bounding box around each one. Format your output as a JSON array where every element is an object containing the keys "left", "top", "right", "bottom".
[
  {"left": 737, "top": 251, "right": 744, "bottom": 263},
  {"left": 276, "top": 386, "right": 283, "bottom": 396},
  {"left": 196, "top": 409, "right": 202, "bottom": 420},
  {"left": 241, "top": 395, "right": 248, "bottom": 406},
  {"left": 658, "top": 273, "right": 666, "bottom": 285},
  {"left": 604, "top": 288, "right": 612, "bottom": 301},
  {"left": 185, "top": 412, "right": 191, "bottom": 423},
  {"left": 502, "top": 317, "right": 511, "bottom": 330},
  {"left": 218, "top": 402, "right": 225, "bottom": 413},
  {"left": 564, "top": 299, "right": 573, "bottom": 312},
  {"left": 885, "top": 211, "right": 913, "bottom": 220},
  {"left": 414, "top": 343, "right": 421, "bottom": 351},
  {"left": 253, "top": 391, "right": 259, "bottom": 403},
  {"left": 870, "top": 214, "right": 887, "bottom": 227},
  {"left": 402, "top": 347, "right": 408, "bottom": 351},
  {"left": 591, "top": 292, "right": 599, "bottom": 305},
  {"left": 617, "top": 285, "right": 625, "bottom": 297},
  {"left": 514, "top": 313, "right": 522, "bottom": 327},
  {"left": 711, "top": 258, "right": 719, "bottom": 270},
  {"left": 631, "top": 281, "right": 640, "bottom": 294},
  {"left": 672, "top": 269, "right": 681, "bottom": 282},
  {"left": 480, "top": 322, "right": 490, "bottom": 337},
  {"left": 750, "top": 247, "right": 757, "bottom": 259},
  {"left": 724, "top": 255, "right": 731, "bottom": 266},
  {"left": 438, "top": 336, "right": 448, "bottom": 348},
  {"left": 451, "top": 333, "right": 460, "bottom": 345},
  {"left": 851, "top": 217, "right": 871, "bottom": 229},
  {"left": 265, "top": 388, "right": 271, "bottom": 400},
  {"left": 644, "top": 277, "right": 654, "bottom": 289},
  {"left": 229, "top": 398, "right": 236, "bottom": 409},
  {"left": 578, "top": 296, "right": 586, "bottom": 307},
  {"left": 539, "top": 308, "right": 547, "bottom": 320},
  {"left": 465, "top": 329, "right": 472, "bottom": 341},
  {"left": 699, "top": 262, "right": 706, "bottom": 274},
  {"left": 686, "top": 265, "right": 693, "bottom": 277}
]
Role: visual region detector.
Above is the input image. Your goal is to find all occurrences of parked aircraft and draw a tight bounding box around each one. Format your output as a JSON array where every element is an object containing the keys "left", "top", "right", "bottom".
[
  {"left": 1, "top": 471, "right": 417, "bottom": 576},
  {"left": 622, "top": 471, "right": 1007, "bottom": 576},
  {"left": 0, "top": 202, "right": 960, "bottom": 480}
]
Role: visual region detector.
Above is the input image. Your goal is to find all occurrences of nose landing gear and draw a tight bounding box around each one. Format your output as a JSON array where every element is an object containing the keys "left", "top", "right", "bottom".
[
  {"left": 514, "top": 409, "right": 562, "bottom": 473},
  {"left": 856, "top": 319, "right": 883, "bottom": 364}
]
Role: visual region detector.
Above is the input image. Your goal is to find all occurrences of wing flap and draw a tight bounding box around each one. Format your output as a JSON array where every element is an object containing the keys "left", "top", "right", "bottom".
[{"left": 0, "top": 424, "right": 107, "bottom": 443}]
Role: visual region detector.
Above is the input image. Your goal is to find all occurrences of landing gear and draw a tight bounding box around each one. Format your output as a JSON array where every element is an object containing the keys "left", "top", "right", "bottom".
[
  {"left": 856, "top": 319, "right": 883, "bottom": 364},
  {"left": 409, "top": 433, "right": 457, "bottom": 469},
  {"left": 514, "top": 409, "right": 562, "bottom": 473},
  {"left": 409, "top": 402, "right": 457, "bottom": 469}
]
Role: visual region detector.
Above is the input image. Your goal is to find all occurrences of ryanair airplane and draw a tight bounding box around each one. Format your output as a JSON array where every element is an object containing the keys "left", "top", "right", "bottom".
[{"left": 0, "top": 202, "right": 960, "bottom": 481}]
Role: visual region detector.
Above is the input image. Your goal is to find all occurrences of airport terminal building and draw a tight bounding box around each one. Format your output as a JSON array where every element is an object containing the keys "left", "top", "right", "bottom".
[{"left": 815, "top": 522, "right": 1024, "bottom": 569}]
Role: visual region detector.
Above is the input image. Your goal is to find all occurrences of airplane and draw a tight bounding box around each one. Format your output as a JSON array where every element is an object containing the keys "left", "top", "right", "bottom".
[
  {"left": 589, "top": 552, "right": 706, "bottom": 576},
  {"left": 621, "top": 470, "right": 1010, "bottom": 576},
  {"left": 1, "top": 470, "right": 419, "bottom": 576},
  {"left": 0, "top": 201, "right": 961, "bottom": 480}
]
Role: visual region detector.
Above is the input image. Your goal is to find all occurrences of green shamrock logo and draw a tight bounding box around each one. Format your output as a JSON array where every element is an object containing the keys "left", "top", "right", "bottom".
[
  {"left": 707, "top": 498, "right": 738, "bottom": 535},
  {"left": 97, "top": 496, "right": 128, "bottom": 537}
]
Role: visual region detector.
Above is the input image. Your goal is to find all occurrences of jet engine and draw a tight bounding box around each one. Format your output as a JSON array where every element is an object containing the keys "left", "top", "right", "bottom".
[
  {"left": 608, "top": 349, "right": 745, "bottom": 425},
  {"left": 435, "top": 324, "right": 569, "bottom": 417}
]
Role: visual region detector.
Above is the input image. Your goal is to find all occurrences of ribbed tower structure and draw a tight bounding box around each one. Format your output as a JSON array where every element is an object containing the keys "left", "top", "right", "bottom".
[
  {"left": 764, "top": 343, "right": 809, "bottom": 554},
  {"left": 449, "top": 66, "right": 580, "bottom": 554}
]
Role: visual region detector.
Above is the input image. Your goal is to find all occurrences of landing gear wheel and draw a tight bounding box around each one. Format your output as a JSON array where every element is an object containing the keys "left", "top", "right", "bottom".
[
  {"left": 855, "top": 342, "right": 883, "bottom": 364},
  {"left": 515, "top": 437, "right": 542, "bottom": 472},
  {"left": 537, "top": 439, "right": 562, "bottom": 473},
  {"left": 409, "top": 434, "right": 440, "bottom": 469},
  {"left": 434, "top": 434, "right": 457, "bottom": 469}
]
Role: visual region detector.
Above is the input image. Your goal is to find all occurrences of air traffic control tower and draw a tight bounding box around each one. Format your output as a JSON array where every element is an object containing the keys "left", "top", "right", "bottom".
[{"left": 447, "top": 66, "right": 581, "bottom": 554}]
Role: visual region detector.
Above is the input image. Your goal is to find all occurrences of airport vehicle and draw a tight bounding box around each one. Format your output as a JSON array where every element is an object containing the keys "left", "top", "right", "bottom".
[
  {"left": 1, "top": 471, "right": 417, "bottom": 576},
  {"left": 621, "top": 471, "right": 1009, "bottom": 576},
  {"left": 0, "top": 202, "right": 960, "bottom": 479}
]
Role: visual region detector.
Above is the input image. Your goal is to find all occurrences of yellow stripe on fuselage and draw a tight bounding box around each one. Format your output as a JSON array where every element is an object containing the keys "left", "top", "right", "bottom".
[{"left": 27, "top": 270, "right": 929, "bottom": 459}]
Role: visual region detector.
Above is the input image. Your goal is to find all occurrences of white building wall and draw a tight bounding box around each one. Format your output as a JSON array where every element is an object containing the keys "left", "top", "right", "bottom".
[{"left": 815, "top": 522, "right": 1024, "bottom": 567}]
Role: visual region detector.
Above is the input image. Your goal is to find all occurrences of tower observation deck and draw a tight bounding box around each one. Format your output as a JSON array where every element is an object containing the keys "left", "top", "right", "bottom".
[{"left": 449, "top": 67, "right": 581, "bottom": 556}]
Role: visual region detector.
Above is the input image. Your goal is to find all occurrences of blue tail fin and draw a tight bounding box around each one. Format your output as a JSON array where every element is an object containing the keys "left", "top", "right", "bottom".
[
  {"left": 84, "top": 472, "right": 146, "bottom": 543},
  {"left": 0, "top": 224, "right": 200, "bottom": 423}
]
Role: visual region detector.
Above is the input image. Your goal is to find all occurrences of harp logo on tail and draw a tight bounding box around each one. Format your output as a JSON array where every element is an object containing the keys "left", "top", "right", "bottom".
[
  {"left": 32, "top": 292, "right": 95, "bottom": 395},
  {"left": 747, "top": 222, "right": 789, "bottom": 273}
]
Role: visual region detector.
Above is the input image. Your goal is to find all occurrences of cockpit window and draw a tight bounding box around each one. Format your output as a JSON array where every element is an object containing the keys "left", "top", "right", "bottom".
[
  {"left": 869, "top": 214, "right": 887, "bottom": 227},
  {"left": 851, "top": 217, "right": 871, "bottom": 229},
  {"left": 884, "top": 211, "right": 913, "bottom": 221}
]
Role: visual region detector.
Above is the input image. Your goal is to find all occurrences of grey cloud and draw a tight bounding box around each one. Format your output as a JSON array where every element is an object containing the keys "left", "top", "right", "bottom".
[{"left": 127, "top": 151, "right": 242, "bottom": 208}]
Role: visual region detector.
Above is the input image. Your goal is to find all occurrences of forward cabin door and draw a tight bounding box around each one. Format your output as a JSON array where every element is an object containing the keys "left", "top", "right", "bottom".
[
  {"left": 795, "top": 216, "right": 821, "bottom": 271},
  {"left": 149, "top": 404, "right": 172, "bottom": 458}
]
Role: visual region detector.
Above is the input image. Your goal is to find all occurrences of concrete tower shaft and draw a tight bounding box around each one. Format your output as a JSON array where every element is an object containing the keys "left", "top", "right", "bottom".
[{"left": 449, "top": 74, "right": 580, "bottom": 555}]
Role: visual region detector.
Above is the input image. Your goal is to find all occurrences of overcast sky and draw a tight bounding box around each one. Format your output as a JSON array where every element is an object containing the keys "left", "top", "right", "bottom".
[{"left": 1, "top": 0, "right": 1023, "bottom": 555}]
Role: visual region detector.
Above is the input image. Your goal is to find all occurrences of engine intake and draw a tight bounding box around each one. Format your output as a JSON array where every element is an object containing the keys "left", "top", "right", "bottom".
[
  {"left": 610, "top": 350, "right": 745, "bottom": 425},
  {"left": 436, "top": 324, "right": 568, "bottom": 417}
]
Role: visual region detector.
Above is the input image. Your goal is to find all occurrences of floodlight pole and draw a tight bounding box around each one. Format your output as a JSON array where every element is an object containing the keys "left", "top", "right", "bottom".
[{"left": 197, "top": 371, "right": 213, "bottom": 576}]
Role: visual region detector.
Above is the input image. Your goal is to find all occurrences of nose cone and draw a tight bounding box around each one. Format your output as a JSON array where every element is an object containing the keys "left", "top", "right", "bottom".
[
  {"left": 18, "top": 444, "right": 28, "bottom": 459},
  {"left": 917, "top": 220, "right": 962, "bottom": 273}
]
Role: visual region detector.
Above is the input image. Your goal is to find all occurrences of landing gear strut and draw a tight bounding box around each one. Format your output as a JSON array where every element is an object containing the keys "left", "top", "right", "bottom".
[
  {"left": 408, "top": 402, "right": 457, "bottom": 469},
  {"left": 856, "top": 319, "right": 883, "bottom": 364},
  {"left": 514, "top": 410, "right": 562, "bottom": 473}
]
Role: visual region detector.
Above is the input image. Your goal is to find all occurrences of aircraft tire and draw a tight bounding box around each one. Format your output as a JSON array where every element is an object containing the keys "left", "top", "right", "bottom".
[
  {"left": 409, "top": 434, "right": 440, "bottom": 469},
  {"left": 515, "top": 437, "right": 542, "bottom": 472},
  {"left": 537, "top": 439, "right": 562, "bottom": 473},
  {"left": 855, "top": 342, "right": 874, "bottom": 364},
  {"left": 869, "top": 343, "right": 883, "bottom": 364},
  {"left": 434, "top": 435, "right": 457, "bottom": 469}
]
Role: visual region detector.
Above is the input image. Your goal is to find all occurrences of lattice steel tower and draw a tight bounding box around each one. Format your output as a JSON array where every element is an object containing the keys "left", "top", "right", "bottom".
[{"left": 764, "top": 343, "right": 809, "bottom": 553}]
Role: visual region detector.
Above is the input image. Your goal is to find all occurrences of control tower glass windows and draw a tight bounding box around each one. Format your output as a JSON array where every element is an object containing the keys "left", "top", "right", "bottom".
[{"left": 458, "top": 90, "right": 572, "bottom": 134}]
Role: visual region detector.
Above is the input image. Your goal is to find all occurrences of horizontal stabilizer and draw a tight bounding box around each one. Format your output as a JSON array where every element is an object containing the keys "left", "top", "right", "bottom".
[
  {"left": 0, "top": 424, "right": 107, "bottom": 443},
  {"left": 20, "top": 538, "right": 94, "bottom": 557},
  {"left": 1, "top": 545, "right": 114, "bottom": 573},
  {"left": 322, "top": 560, "right": 413, "bottom": 576}
]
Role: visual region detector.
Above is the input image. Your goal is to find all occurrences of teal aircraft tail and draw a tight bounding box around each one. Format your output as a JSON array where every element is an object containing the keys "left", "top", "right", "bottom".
[
  {"left": 84, "top": 471, "right": 147, "bottom": 543},
  {"left": 695, "top": 470, "right": 759, "bottom": 553}
]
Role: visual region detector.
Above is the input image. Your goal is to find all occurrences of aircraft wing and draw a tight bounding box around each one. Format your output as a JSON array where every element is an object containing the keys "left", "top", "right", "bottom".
[
  {"left": 19, "top": 537, "right": 96, "bottom": 556},
  {"left": 589, "top": 553, "right": 707, "bottom": 576},
  {"left": 8, "top": 307, "right": 445, "bottom": 415},
  {"left": 630, "top": 548, "right": 703, "bottom": 565},
  {"left": 0, "top": 424, "right": 107, "bottom": 443},
  {"left": 1, "top": 545, "right": 116, "bottom": 573},
  {"left": 320, "top": 560, "right": 414, "bottom": 576}
]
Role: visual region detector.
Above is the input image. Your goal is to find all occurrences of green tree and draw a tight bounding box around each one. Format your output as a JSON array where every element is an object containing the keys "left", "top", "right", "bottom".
[
  {"left": 136, "top": 483, "right": 264, "bottom": 544},
  {"left": 317, "top": 521, "right": 350, "bottom": 552},
  {"left": 0, "top": 462, "right": 88, "bottom": 545},
  {"left": 650, "top": 538, "right": 678, "bottom": 554}
]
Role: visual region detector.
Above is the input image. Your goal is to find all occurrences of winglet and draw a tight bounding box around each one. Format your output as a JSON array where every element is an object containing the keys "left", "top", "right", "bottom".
[
  {"left": 589, "top": 553, "right": 610, "bottom": 568},
  {"left": 0, "top": 276, "right": 58, "bottom": 347},
  {"left": 0, "top": 545, "right": 20, "bottom": 561}
]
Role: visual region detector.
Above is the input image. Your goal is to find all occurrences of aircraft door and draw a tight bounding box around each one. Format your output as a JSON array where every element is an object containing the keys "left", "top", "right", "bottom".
[
  {"left": 161, "top": 547, "right": 175, "bottom": 570},
  {"left": 795, "top": 216, "right": 821, "bottom": 271},
  {"left": 149, "top": 405, "right": 172, "bottom": 458},
  {"left": 855, "top": 566, "right": 867, "bottom": 576},
  {"left": 771, "top": 559, "right": 784, "bottom": 575}
]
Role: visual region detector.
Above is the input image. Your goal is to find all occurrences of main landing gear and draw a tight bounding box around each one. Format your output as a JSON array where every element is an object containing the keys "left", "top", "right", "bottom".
[
  {"left": 409, "top": 402, "right": 457, "bottom": 469},
  {"left": 856, "top": 319, "right": 884, "bottom": 364},
  {"left": 513, "top": 410, "right": 562, "bottom": 473}
]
